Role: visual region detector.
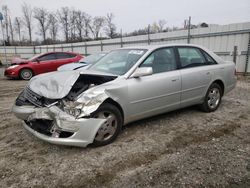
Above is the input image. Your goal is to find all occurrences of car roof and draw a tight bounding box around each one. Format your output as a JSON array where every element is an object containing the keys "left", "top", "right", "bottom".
[
  {"left": 38, "top": 51, "right": 79, "bottom": 56},
  {"left": 118, "top": 44, "right": 207, "bottom": 51}
]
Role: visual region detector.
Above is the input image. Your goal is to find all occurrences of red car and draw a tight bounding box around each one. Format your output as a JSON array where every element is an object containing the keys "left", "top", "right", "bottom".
[{"left": 4, "top": 52, "right": 83, "bottom": 80}]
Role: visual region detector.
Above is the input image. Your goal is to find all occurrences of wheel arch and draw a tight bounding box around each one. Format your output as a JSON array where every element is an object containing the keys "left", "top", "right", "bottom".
[
  {"left": 212, "top": 79, "right": 225, "bottom": 96},
  {"left": 102, "top": 98, "right": 124, "bottom": 124}
]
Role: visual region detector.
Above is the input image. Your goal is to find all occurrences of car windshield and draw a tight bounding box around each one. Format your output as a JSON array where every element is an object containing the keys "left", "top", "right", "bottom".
[
  {"left": 88, "top": 49, "right": 147, "bottom": 75},
  {"left": 78, "top": 53, "right": 106, "bottom": 64},
  {"left": 28, "top": 53, "right": 44, "bottom": 61}
]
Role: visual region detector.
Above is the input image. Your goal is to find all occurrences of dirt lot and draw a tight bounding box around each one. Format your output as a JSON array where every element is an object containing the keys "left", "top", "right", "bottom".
[{"left": 0, "top": 75, "right": 250, "bottom": 188}]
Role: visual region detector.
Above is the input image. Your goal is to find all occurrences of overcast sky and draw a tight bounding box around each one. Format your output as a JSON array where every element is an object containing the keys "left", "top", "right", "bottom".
[{"left": 1, "top": 0, "right": 250, "bottom": 33}]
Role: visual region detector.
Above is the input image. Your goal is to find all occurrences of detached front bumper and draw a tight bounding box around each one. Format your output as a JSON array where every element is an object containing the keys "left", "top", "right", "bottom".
[{"left": 12, "top": 105, "right": 106, "bottom": 147}]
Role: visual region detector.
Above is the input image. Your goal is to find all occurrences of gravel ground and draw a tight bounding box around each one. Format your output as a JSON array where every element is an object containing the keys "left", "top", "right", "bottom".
[{"left": 0, "top": 76, "right": 249, "bottom": 188}]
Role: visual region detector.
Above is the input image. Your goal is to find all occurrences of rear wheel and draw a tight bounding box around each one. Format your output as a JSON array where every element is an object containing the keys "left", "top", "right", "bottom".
[
  {"left": 90, "top": 103, "right": 123, "bottom": 147},
  {"left": 200, "top": 83, "right": 222, "bottom": 112},
  {"left": 20, "top": 68, "right": 33, "bottom": 80}
]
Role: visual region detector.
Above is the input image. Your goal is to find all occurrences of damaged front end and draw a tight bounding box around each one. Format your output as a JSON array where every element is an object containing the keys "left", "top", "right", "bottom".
[{"left": 12, "top": 71, "right": 117, "bottom": 147}]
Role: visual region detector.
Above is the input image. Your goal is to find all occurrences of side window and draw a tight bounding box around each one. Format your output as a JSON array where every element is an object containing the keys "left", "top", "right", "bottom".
[
  {"left": 202, "top": 51, "right": 217, "bottom": 65},
  {"left": 178, "top": 47, "right": 206, "bottom": 68},
  {"left": 56, "top": 53, "right": 76, "bottom": 59},
  {"left": 140, "top": 48, "right": 177, "bottom": 74},
  {"left": 38, "top": 53, "right": 57, "bottom": 61}
]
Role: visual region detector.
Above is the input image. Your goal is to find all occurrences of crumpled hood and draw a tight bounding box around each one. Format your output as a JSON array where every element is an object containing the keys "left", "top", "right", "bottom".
[
  {"left": 29, "top": 71, "right": 81, "bottom": 99},
  {"left": 28, "top": 70, "right": 117, "bottom": 99},
  {"left": 11, "top": 57, "right": 29, "bottom": 65}
]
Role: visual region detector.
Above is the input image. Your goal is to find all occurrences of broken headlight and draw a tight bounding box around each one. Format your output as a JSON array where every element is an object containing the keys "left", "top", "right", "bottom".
[{"left": 59, "top": 100, "right": 82, "bottom": 118}]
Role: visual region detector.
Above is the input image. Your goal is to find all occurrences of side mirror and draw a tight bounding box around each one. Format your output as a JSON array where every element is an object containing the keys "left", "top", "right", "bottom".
[
  {"left": 130, "top": 67, "right": 153, "bottom": 78},
  {"left": 35, "top": 58, "right": 40, "bottom": 63}
]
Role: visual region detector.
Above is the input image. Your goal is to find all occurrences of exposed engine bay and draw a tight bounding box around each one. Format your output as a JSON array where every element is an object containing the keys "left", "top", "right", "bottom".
[
  {"left": 16, "top": 74, "right": 116, "bottom": 107},
  {"left": 66, "top": 74, "right": 116, "bottom": 100}
]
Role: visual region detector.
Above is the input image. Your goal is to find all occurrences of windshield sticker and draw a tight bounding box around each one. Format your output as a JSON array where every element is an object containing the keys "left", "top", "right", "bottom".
[{"left": 128, "top": 50, "right": 144, "bottom": 55}]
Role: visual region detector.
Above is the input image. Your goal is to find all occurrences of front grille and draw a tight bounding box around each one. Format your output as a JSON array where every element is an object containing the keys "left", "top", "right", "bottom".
[
  {"left": 20, "top": 86, "right": 57, "bottom": 107},
  {"left": 15, "top": 91, "right": 32, "bottom": 106},
  {"left": 23, "top": 86, "right": 44, "bottom": 107}
]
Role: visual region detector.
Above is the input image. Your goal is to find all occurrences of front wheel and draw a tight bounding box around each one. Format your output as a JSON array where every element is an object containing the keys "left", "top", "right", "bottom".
[
  {"left": 19, "top": 68, "right": 33, "bottom": 80},
  {"left": 90, "top": 103, "right": 123, "bottom": 147},
  {"left": 200, "top": 83, "right": 222, "bottom": 112}
]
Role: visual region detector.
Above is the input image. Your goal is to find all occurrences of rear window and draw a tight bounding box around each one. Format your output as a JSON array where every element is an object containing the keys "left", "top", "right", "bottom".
[
  {"left": 178, "top": 47, "right": 206, "bottom": 68},
  {"left": 56, "top": 53, "right": 76, "bottom": 59}
]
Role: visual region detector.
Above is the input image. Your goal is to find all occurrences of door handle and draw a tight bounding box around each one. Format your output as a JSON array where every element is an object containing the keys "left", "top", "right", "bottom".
[
  {"left": 206, "top": 72, "right": 210, "bottom": 75},
  {"left": 171, "top": 79, "right": 179, "bottom": 82}
]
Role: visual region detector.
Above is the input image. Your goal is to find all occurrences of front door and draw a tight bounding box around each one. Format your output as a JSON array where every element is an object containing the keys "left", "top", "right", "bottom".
[{"left": 127, "top": 47, "right": 181, "bottom": 121}]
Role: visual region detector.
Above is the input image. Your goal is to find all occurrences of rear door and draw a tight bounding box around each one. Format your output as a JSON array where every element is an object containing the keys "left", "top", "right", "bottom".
[
  {"left": 177, "top": 47, "right": 217, "bottom": 107},
  {"left": 127, "top": 47, "right": 181, "bottom": 121}
]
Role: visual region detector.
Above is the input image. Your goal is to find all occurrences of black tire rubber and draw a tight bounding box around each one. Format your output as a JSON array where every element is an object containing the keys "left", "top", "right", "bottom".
[
  {"left": 90, "top": 103, "right": 123, "bottom": 147},
  {"left": 200, "top": 83, "right": 222, "bottom": 112},
  {"left": 19, "top": 68, "right": 33, "bottom": 80}
]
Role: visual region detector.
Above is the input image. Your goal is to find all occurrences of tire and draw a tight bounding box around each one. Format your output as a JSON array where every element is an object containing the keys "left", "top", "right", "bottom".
[
  {"left": 19, "top": 68, "right": 33, "bottom": 80},
  {"left": 90, "top": 103, "right": 123, "bottom": 147},
  {"left": 200, "top": 83, "right": 222, "bottom": 112}
]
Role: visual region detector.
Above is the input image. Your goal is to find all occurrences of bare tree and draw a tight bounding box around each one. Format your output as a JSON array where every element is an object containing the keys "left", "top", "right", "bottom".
[
  {"left": 150, "top": 22, "right": 159, "bottom": 33},
  {"left": 104, "top": 13, "right": 117, "bottom": 38},
  {"left": 34, "top": 7, "right": 50, "bottom": 44},
  {"left": 22, "top": 3, "right": 33, "bottom": 44},
  {"left": 48, "top": 13, "right": 58, "bottom": 42},
  {"left": 75, "top": 10, "right": 85, "bottom": 41},
  {"left": 14, "top": 17, "right": 22, "bottom": 44},
  {"left": 69, "top": 9, "right": 77, "bottom": 41},
  {"left": 8, "top": 16, "right": 14, "bottom": 43},
  {"left": 58, "top": 7, "right": 70, "bottom": 42},
  {"left": 158, "top": 19, "right": 167, "bottom": 32},
  {"left": 89, "top": 16, "right": 105, "bottom": 39},
  {"left": 82, "top": 13, "right": 91, "bottom": 39},
  {"left": 2, "top": 5, "right": 10, "bottom": 43}
]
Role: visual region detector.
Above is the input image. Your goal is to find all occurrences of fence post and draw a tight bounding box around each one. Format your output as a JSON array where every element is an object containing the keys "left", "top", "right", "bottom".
[
  {"left": 84, "top": 41, "right": 87, "bottom": 55},
  {"left": 147, "top": 25, "right": 151, "bottom": 45},
  {"left": 233, "top": 46, "right": 237, "bottom": 64},
  {"left": 187, "top": 16, "right": 191, "bottom": 44},
  {"left": 100, "top": 38, "right": 103, "bottom": 51},
  {"left": 14, "top": 46, "right": 17, "bottom": 55},
  {"left": 244, "top": 33, "right": 250, "bottom": 75},
  {"left": 120, "top": 29, "right": 123, "bottom": 48},
  {"left": 71, "top": 44, "right": 73, "bottom": 52},
  {"left": 61, "top": 44, "right": 63, "bottom": 52},
  {"left": 33, "top": 46, "right": 36, "bottom": 55}
]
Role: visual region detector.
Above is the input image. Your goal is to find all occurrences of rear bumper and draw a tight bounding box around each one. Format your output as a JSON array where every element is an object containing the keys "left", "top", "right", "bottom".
[
  {"left": 12, "top": 105, "right": 106, "bottom": 147},
  {"left": 225, "top": 77, "right": 237, "bottom": 95}
]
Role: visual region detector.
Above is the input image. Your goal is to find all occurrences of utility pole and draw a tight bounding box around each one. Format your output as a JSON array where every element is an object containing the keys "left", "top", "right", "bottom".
[
  {"left": 187, "top": 16, "right": 191, "bottom": 44},
  {"left": 0, "top": 12, "right": 7, "bottom": 65}
]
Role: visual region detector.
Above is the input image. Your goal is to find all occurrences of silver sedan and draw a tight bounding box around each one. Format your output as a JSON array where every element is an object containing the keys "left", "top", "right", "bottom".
[{"left": 12, "top": 44, "right": 236, "bottom": 147}]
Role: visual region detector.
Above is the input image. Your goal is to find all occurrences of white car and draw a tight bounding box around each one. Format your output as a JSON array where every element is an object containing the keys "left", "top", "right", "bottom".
[
  {"left": 57, "top": 52, "right": 107, "bottom": 71},
  {"left": 13, "top": 44, "right": 236, "bottom": 147}
]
